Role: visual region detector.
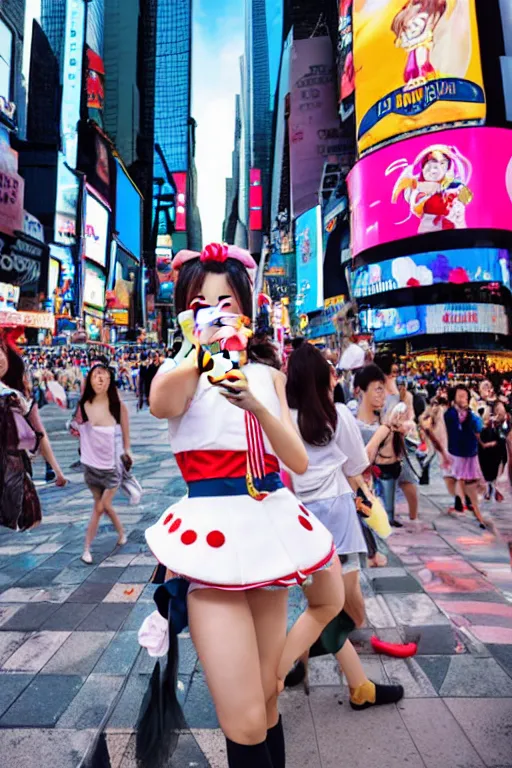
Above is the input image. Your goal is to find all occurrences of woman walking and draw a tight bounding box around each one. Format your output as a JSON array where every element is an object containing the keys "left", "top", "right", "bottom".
[
  {"left": 145, "top": 243, "right": 339, "bottom": 768},
  {"left": 72, "top": 363, "right": 130, "bottom": 563},
  {"left": 283, "top": 344, "right": 403, "bottom": 710}
]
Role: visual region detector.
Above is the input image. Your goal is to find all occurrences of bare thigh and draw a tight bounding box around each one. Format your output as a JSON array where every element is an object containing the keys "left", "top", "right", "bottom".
[
  {"left": 246, "top": 589, "right": 288, "bottom": 722},
  {"left": 101, "top": 486, "right": 119, "bottom": 509},
  {"left": 188, "top": 588, "right": 269, "bottom": 744}
]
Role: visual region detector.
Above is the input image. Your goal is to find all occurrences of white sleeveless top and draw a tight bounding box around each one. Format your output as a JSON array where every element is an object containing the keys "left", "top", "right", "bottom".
[{"left": 167, "top": 363, "right": 281, "bottom": 455}]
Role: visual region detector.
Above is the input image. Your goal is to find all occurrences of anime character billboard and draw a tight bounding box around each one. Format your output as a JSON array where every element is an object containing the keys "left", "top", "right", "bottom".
[
  {"left": 353, "top": 0, "right": 486, "bottom": 154},
  {"left": 347, "top": 127, "right": 512, "bottom": 256}
]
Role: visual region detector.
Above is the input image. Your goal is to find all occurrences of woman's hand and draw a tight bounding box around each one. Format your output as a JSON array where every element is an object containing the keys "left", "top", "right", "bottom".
[
  {"left": 216, "top": 378, "right": 263, "bottom": 415},
  {"left": 55, "top": 472, "right": 68, "bottom": 487}
]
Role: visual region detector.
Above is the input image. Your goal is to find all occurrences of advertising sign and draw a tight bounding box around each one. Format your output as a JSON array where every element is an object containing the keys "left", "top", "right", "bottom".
[
  {"left": 249, "top": 169, "right": 263, "bottom": 231},
  {"left": 83, "top": 266, "right": 106, "bottom": 310},
  {"left": 115, "top": 160, "right": 142, "bottom": 260},
  {"left": 86, "top": 48, "right": 105, "bottom": 111},
  {"left": 61, "top": 0, "right": 85, "bottom": 169},
  {"left": 173, "top": 172, "right": 187, "bottom": 232},
  {"left": 289, "top": 37, "right": 345, "bottom": 218},
  {"left": 55, "top": 160, "right": 79, "bottom": 245},
  {"left": 0, "top": 169, "right": 24, "bottom": 237},
  {"left": 0, "top": 234, "right": 43, "bottom": 287},
  {"left": 348, "top": 127, "right": 512, "bottom": 256},
  {"left": 23, "top": 211, "right": 45, "bottom": 243},
  {"left": 353, "top": 0, "right": 486, "bottom": 154},
  {"left": 338, "top": 0, "right": 354, "bottom": 120},
  {"left": 0, "top": 282, "right": 20, "bottom": 311},
  {"left": 84, "top": 191, "right": 109, "bottom": 268},
  {"left": 84, "top": 312, "right": 102, "bottom": 341},
  {"left": 49, "top": 244, "right": 75, "bottom": 304},
  {"left": 352, "top": 248, "right": 511, "bottom": 298},
  {"left": 0, "top": 310, "right": 55, "bottom": 329},
  {"left": 360, "top": 302, "right": 509, "bottom": 342},
  {"left": 295, "top": 206, "right": 324, "bottom": 315}
]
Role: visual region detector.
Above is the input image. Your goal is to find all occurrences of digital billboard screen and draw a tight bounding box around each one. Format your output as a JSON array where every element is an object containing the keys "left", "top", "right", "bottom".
[
  {"left": 353, "top": 0, "right": 485, "bottom": 155},
  {"left": 115, "top": 160, "right": 142, "bottom": 260},
  {"left": 295, "top": 206, "right": 324, "bottom": 315},
  {"left": 360, "top": 303, "right": 509, "bottom": 343},
  {"left": 289, "top": 37, "right": 344, "bottom": 218},
  {"left": 84, "top": 191, "right": 109, "bottom": 268},
  {"left": 351, "top": 248, "right": 511, "bottom": 298},
  {"left": 348, "top": 127, "right": 512, "bottom": 256}
]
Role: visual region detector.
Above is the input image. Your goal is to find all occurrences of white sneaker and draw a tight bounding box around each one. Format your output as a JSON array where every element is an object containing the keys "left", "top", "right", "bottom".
[
  {"left": 81, "top": 550, "right": 93, "bottom": 564},
  {"left": 117, "top": 535, "right": 128, "bottom": 547}
]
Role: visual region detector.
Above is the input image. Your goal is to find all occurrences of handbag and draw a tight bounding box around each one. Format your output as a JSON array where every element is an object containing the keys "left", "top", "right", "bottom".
[{"left": 121, "top": 466, "right": 143, "bottom": 506}]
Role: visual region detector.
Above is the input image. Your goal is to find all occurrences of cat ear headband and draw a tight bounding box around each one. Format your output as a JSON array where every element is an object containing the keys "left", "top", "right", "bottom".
[{"left": 171, "top": 243, "right": 257, "bottom": 285}]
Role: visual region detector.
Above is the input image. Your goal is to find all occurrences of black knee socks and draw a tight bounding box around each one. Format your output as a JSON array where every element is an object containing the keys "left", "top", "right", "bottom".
[
  {"left": 226, "top": 718, "right": 285, "bottom": 768},
  {"left": 266, "top": 716, "right": 285, "bottom": 768},
  {"left": 226, "top": 738, "right": 273, "bottom": 768}
]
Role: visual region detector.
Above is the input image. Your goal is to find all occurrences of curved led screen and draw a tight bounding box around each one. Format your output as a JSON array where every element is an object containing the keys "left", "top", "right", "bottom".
[
  {"left": 353, "top": 0, "right": 485, "bottom": 155},
  {"left": 351, "top": 248, "right": 511, "bottom": 298},
  {"left": 348, "top": 127, "right": 512, "bottom": 257},
  {"left": 360, "top": 303, "right": 509, "bottom": 343}
]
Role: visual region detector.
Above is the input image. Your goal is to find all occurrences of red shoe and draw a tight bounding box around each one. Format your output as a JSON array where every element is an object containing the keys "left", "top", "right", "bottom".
[{"left": 495, "top": 489, "right": 504, "bottom": 503}]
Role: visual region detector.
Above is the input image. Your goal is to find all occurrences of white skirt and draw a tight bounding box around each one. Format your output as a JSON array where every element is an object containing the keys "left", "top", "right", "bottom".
[{"left": 145, "top": 487, "right": 335, "bottom": 590}]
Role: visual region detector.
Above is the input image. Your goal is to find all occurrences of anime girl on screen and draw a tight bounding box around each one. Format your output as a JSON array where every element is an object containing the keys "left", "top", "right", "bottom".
[
  {"left": 391, "top": 0, "right": 448, "bottom": 90},
  {"left": 386, "top": 144, "right": 473, "bottom": 234}
]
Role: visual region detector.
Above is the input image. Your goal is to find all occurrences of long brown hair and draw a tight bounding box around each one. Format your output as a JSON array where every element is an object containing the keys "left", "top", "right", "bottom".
[
  {"left": 0, "top": 343, "right": 27, "bottom": 394},
  {"left": 286, "top": 343, "right": 337, "bottom": 446},
  {"left": 174, "top": 257, "right": 281, "bottom": 369},
  {"left": 392, "top": 0, "right": 447, "bottom": 38}
]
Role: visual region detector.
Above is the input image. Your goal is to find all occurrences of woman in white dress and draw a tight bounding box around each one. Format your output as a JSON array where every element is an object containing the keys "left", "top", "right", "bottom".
[{"left": 146, "top": 243, "right": 342, "bottom": 768}]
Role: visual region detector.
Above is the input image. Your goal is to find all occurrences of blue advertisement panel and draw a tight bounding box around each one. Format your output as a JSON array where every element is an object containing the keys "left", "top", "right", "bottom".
[
  {"left": 295, "top": 206, "right": 324, "bottom": 315},
  {"left": 360, "top": 303, "right": 509, "bottom": 343},
  {"left": 352, "top": 249, "right": 511, "bottom": 299},
  {"left": 115, "top": 160, "right": 142, "bottom": 261}
]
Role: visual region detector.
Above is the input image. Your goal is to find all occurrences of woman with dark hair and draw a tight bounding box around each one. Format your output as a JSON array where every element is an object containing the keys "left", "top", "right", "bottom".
[
  {"left": 0, "top": 338, "right": 66, "bottom": 487},
  {"left": 73, "top": 362, "right": 131, "bottom": 563},
  {"left": 283, "top": 343, "right": 403, "bottom": 710},
  {"left": 144, "top": 244, "right": 338, "bottom": 768}
]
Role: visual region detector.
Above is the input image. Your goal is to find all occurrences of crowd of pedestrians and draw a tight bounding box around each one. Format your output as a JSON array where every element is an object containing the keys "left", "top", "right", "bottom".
[{"left": 1, "top": 251, "right": 512, "bottom": 768}]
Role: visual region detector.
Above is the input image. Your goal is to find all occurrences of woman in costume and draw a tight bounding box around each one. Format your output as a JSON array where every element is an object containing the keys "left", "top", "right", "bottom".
[
  {"left": 388, "top": 145, "right": 473, "bottom": 234},
  {"left": 282, "top": 344, "right": 404, "bottom": 709},
  {"left": 391, "top": 0, "right": 447, "bottom": 90},
  {"left": 145, "top": 243, "right": 340, "bottom": 768},
  {"left": 0, "top": 332, "right": 66, "bottom": 530}
]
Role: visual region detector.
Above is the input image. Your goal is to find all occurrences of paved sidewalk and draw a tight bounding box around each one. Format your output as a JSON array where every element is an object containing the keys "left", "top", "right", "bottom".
[{"left": 0, "top": 401, "right": 511, "bottom": 767}]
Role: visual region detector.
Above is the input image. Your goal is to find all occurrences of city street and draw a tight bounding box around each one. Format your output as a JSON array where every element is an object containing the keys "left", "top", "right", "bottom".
[{"left": 0, "top": 399, "right": 511, "bottom": 768}]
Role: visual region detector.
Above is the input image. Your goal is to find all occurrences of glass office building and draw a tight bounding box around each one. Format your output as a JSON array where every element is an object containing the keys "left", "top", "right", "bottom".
[{"left": 153, "top": 0, "right": 191, "bottom": 182}]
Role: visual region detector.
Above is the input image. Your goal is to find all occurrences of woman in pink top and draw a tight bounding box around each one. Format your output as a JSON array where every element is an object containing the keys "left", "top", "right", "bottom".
[{"left": 73, "top": 363, "right": 131, "bottom": 563}]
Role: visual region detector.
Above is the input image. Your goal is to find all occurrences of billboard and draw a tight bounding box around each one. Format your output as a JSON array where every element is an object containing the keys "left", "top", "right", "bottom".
[
  {"left": 83, "top": 266, "right": 106, "bottom": 310},
  {"left": 360, "top": 303, "right": 509, "bottom": 342},
  {"left": 353, "top": 0, "right": 486, "bottom": 154},
  {"left": 295, "top": 206, "right": 324, "bottom": 315},
  {"left": 351, "top": 248, "right": 511, "bottom": 298},
  {"left": 115, "top": 160, "right": 142, "bottom": 260},
  {"left": 249, "top": 169, "right": 263, "bottom": 231},
  {"left": 173, "top": 172, "right": 187, "bottom": 232},
  {"left": 86, "top": 48, "right": 105, "bottom": 111},
  {"left": 348, "top": 127, "right": 512, "bottom": 256},
  {"left": 55, "top": 161, "right": 79, "bottom": 245},
  {"left": 338, "top": 0, "right": 354, "bottom": 120},
  {"left": 84, "top": 191, "right": 109, "bottom": 268},
  {"left": 0, "top": 168, "right": 24, "bottom": 236},
  {"left": 61, "top": 0, "right": 85, "bottom": 169},
  {"left": 289, "top": 37, "right": 344, "bottom": 218}
]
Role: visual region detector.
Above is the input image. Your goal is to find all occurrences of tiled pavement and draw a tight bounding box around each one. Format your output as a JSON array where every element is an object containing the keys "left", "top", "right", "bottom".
[{"left": 0, "top": 400, "right": 511, "bottom": 767}]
